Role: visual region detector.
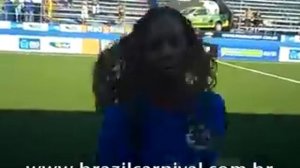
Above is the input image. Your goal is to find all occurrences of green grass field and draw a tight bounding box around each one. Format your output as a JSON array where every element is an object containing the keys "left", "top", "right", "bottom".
[{"left": 0, "top": 52, "right": 300, "bottom": 168}]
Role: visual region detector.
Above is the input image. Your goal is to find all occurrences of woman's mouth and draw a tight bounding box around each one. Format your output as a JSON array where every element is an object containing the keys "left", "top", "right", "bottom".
[{"left": 163, "top": 66, "right": 177, "bottom": 73}]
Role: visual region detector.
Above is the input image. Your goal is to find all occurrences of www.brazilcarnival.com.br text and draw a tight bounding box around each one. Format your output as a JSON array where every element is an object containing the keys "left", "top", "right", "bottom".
[{"left": 26, "top": 162, "right": 274, "bottom": 168}]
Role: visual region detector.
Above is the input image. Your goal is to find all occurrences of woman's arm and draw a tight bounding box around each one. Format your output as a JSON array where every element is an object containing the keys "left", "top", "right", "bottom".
[
  {"left": 97, "top": 105, "right": 133, "bottom": 166},
  {"left": 193, "top": 92, "right": 227, "bottom": 166}
]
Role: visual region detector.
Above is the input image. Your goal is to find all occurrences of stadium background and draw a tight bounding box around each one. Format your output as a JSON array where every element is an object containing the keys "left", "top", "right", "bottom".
[{"left": 0, "top": 0, "right": 300, "bottom": 168}]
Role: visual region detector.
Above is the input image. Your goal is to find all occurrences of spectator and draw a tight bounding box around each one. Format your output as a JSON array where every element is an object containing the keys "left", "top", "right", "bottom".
[
  {"left": 245, "top": 8, "right": 253, "bottom": 27},
  {"left": 2, "top": 0, "right": 9, "bottom": 21},
  {"left": 81, "top": 1, "right": 88, "bottom": 24},
  {"left": 148, "top": 0, "right": 158, "bottom": 8},
  {"left": 68, "top": 0, "right": 72, "bottom": 8},
  {"left": 45, "top": 0, "right": 53, "bottom": 20},
  {"left": 59, "top": 0, "right": 68, "bottom": 8},
  {"left": 253, "top": 11, "right": 263, "bottom": 27},
  {"left": 117, "top": 3, "right": 125, "bottom": 23},
  {"left": 3, "top": 0, "right": 14, "bottom": 21},
  {"left": 252, "top": 11, "right": 263, "bottom": 33},
  {"left": 64, "top": 0, "right": 68, "bottom": 8},
  {"left": 96, "top": 1, "right": 100, "bottom": 14},
  {"left": 92, "top": 0, "right": 97, "bottom": 16},
  {"left": 24, "top": 0, "right": 34, "bottom": 22},
  {"left": 15, "top": 0, "right": 24, "bottom": 22}
]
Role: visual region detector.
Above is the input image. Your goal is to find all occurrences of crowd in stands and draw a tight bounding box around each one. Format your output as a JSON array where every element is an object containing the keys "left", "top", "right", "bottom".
[
  {"left": 79, "top": 1, "right": 103, "bottom": 23},
  {"left": 1, "top": 0, "right": 42, "bottom": 22},
  {"left": 78, "top": 1, "right": 126, "bottom": 24},
  {"left": 243, "top": 8, "right": 263, "bottom": 30},
  {"left": 0, "top": 0, "right": 127, "bottom": 24},
  {"left": 1, "top": 0, "right": 298, "bottom": 34}
]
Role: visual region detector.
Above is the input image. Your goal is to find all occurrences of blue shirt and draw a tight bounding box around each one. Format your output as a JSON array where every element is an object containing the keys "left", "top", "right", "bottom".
[
  {"left": 24, "top": 1, "right": 34, "bottom": 12},
  {"left": 97, "top": 91, "right": 226, "bottom": 166},
  {"left": 148, "top": 0, "right": 158, "bottom": 8},
  {"left": 3, "top": 1, "right": 14, "bottom": 12}
]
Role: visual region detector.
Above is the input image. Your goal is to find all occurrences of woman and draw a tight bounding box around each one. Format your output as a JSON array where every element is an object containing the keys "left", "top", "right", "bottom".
[{"left": 93, "top": 7, "right": 227, "bottom": 167}]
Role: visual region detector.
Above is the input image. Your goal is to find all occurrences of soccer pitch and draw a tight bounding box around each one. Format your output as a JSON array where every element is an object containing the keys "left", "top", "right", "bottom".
[
  {"left": 0, "top": 52, "right": 299, "bottom": 168},
  {"left": 1, "top": 52, "right": 299, "bottom": 113}
]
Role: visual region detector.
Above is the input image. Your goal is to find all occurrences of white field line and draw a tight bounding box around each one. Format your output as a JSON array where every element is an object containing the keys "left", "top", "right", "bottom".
[{"left": 218, "top": 61, "right": 300, "bottom": 85}]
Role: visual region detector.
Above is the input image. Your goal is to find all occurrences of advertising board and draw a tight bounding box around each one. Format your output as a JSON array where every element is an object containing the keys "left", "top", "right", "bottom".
[
  {"left": 86, "top": 25, "right": 103, "bottom": 33},
  {"left": 0, "top": 35, "right": 83, "bottom": 54},
  {"left": 82, "top": 39, "right": 100, "bottom": 55},
  {"left": 281, "top": 35, "right": 300, "bottom": 44},
  {"left": 279, "top": 47, "right": 300, "bottom": 63},
  {"left": 0, "top": 35, "right": 19, "bottom": 51},
  {"left": 220, "top": 33, "right": 279, "bottom": 41},
  {"left": 59, "top": 24, "right": 83, "bottom": 33},
  {"left": 219, "top": 47, "right": 279, "bottom": 61},
  {"left": 0, "top": 21, "right": 11, "bottom": 29},
  {"left": 110, "top": 25, "right": 125, "bottom": 34},
  {"left": 101, "top": 40, "right": 115, "bottom": 51},
  {"left": 23, "top": 22, "right": 49, "bottom": 31},
  {"left": 40, "top": 37, "right": 82, "bottom": 54},
  {"left": 19, "top": 38, "right": 41, "bottom": 50}
]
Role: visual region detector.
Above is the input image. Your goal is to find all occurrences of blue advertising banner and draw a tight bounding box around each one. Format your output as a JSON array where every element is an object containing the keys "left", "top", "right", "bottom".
[
  {"left": 218, "top": 47, "right": 279, "bottom": 62},
  {"left": 19, "top": 38, "right": 41, "bottom": 50},
  {"left": 289, "top": 48, "right": 300, "bottom": 60},
  {"left": 279, "top": 47, "right": 300, "bottom": 62},
  {"left": 280, "top": 35, "right": 300, "bottom": 48},
  {"left": 281, "top": 35, "right": 300, "bottom": 43},
  {"left": 214, "top": 32, "right": 280, "bottom": 41},
  {"left": 0, "top": 29, "right": 120, "bottom": 41},
  {"left": 203, "top": 32, "right": 280, "bottom": 62}
]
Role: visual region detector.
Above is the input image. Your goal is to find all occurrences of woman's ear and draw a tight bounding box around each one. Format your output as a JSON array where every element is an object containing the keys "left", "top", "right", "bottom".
[{"left": 185, "top": 44, "right": 205, "bottom": 66}]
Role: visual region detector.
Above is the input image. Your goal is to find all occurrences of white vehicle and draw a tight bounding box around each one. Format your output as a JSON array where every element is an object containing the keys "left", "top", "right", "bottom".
[{"left": 181, "top": 0, "right": 230, "bottom": 31}]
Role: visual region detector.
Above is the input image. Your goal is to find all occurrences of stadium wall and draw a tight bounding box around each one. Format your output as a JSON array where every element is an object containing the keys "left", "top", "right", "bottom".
[
  {"left": 0, "top": 21, "right": 299, "bottom": 62},
  {"left": 0, "top": 21, "right": 124, "bottom": 55},
  {"left": 0, "top": 35, "right": 103, "bottom": 55},
  {"left": 0, "top": 35, "right": 104, "bottom": 55},
  {"left": 278, "top": 35, "right": 300, "bottom": 63},
  {"left": 203, "top": 33, "right": 300, "bottom": 63}
]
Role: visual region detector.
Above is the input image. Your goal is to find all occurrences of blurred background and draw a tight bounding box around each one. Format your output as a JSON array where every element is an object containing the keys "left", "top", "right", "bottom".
[{"left": 0, "top": 0, "right": 299, "bottom": 168}]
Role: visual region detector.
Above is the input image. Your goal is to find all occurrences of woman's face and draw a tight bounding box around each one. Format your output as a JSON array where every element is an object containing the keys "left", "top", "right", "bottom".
[{"left": 143, "top": 15, "right": 188, "bottom": 77}]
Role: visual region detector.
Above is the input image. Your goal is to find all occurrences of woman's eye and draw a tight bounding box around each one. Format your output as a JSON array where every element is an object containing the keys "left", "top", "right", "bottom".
[
  {"left": 169, "top": 37, "right": 179, "bottom": 47},
  {"left": 149, "top": 40, "right": 162, "bottom": 51}
]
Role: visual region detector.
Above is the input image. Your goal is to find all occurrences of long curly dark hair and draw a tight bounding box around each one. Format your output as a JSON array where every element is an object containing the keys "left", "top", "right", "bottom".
[{"left": 93, "top": 7, "right": 217, "bottom": 110}]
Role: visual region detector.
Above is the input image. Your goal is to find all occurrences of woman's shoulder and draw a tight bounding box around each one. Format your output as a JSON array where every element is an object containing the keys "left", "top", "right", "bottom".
[
  {"left": 196, "top": 91, "right": 227, "bottom": 132},
  {"left": 198, "top": 91, "right": 225, "bottom": 106},
  {"left": 195, "top": 91, "right": 226, "bottom": 118}
]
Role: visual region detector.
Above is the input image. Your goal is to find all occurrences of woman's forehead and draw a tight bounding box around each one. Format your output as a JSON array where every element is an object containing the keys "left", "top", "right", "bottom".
[{"left": 148, "top": 15, "right": 185, "bottom": 38}]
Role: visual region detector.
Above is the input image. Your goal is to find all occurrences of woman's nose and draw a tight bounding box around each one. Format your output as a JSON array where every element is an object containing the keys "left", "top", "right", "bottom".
[{"left": 161, "top": 42, "right": 174, "bottom": 59}]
